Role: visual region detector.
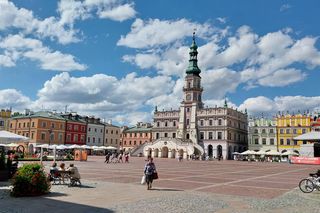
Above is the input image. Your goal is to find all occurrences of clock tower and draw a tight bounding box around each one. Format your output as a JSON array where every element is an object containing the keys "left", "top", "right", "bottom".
[{"left": 177, "top": 33, "right": 203, "bottom": 143}]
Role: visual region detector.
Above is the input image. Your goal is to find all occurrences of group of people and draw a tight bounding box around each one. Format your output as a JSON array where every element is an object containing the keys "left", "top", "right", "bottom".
[
  {"left": 104, "top": 152, "right": 129, "bottom": 163},
  {"left": 50, "top": 162, "right": 81, "bottom": 184}
]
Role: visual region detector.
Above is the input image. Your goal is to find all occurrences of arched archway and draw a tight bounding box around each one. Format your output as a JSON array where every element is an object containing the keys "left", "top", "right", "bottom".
[
  {"left": 186, "top": 134, "right": 190, "bottom": 139},
  {"left": 147, "top": 148, "right": 152, "bottom": 157},
  {"left": 281, "top": 149, "right": 287, "bottom": 153},
  {"left": 293, "top": 150, "right": 299, "bottom": 154},
  {"left": 171, "top": 149, "right": 176, "bottom": 158},
  {"left": 178, "top": 149, "right": 184, "bottom": 158},
  {"left": 208, "top": 145, "right": 213, "bottom": 157},
  {"left": 217, "top": 145, "right": 222, "bottom": 159},
  {"left": 154, "top": 148, "right": 159, "bottom": 157},
  {"left": 162, "top": 146, "right": 169, "bottom": 158}
]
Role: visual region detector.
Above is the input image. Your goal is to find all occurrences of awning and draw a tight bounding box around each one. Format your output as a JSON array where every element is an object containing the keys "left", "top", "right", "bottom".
[
  {"left": 281, "top": 150, "right": 299, "bottom": 156},
  {"left": 294, "top": 131, "right": 320, "bottom": 141},
  {"left": 0, "top": 130, "right": 29, "bottom": 144},
  {"left": 239, "top": 150, "right": 255, "bottom": 155},
  {"left": 265, "top": 150, "right": 281, "bottom": 155}
]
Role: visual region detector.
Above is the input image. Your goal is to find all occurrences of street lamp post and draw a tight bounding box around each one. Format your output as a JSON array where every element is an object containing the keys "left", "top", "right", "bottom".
[{"left": 48, "top": 129, "right": 53, "bottom": 145}]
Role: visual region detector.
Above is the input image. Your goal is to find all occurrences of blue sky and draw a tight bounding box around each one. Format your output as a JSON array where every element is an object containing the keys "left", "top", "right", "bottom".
[{"left": 0, "top": 0, "right": 320, "bottom": 125}]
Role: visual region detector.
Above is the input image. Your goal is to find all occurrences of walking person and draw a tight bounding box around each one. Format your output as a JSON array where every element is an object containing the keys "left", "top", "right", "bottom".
[
  {"left": 125, "top": 153, "right": 129, "bottom": 163},
  {"left": 104, "top": 153, "right": 110, "bottom": 163},
  {"left": 144, "top": 157, "right": 157, "bottom": 190}
]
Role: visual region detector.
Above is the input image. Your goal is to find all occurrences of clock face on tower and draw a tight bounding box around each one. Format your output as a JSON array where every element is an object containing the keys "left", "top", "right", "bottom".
[{"left": 186, "top": 94, "right": 191, "bottom": 101}]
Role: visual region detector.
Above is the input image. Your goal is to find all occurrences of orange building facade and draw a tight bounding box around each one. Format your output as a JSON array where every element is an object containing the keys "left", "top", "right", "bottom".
[
  {"left": 9, "top": 111, "right": 66, "bottom": 145},
  {"left": 120, "top": 122, "right": 152, "bottom": 152}
]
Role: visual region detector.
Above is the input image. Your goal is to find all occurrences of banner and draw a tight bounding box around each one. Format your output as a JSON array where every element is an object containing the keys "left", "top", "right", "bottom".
[{"left": 291, "top": 156, "right": 320, "bottom": 165}]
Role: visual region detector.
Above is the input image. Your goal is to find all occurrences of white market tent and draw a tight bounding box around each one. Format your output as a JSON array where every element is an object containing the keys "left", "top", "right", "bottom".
[
  {"left": 281, "top": 150, "right": 299, "bottom": 156},
  {"left": 239, "top": 150, "right": 255, "bottom": 155},
  {"left": 105, "top": 146, "right": 117, "bottom": 150},
  {"left": 254, "top": 150, "right": 267, "bottom": 155},
  {"left": 0, "top": 130, "right": 29, "bottom": 144},
  {"left": 294, "top": 131, "right": 320, "bottom": 141},
  {"left": 80, "top": 145, "right": 92, "bottom": 149},
  {"left": 265, "top": 150, "right": 281, "bottom": 156}
]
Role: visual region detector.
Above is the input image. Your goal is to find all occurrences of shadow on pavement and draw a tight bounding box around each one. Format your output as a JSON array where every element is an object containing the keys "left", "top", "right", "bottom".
[{"left": 2, "top": 194, "right": 114, "bottom": 213}]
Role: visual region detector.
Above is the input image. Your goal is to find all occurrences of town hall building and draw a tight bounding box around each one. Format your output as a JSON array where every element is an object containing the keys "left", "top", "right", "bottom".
[{"left": 144, "top": 35, "right": 248, "bottom": 160}]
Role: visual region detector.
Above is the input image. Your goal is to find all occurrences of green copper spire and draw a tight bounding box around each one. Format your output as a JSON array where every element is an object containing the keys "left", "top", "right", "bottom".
[
  {"left": 186, "top": 32, "right": 201, "bottom": 76},
  {"left": 224, "top": 98, "right": 228, "bottom": 108}
]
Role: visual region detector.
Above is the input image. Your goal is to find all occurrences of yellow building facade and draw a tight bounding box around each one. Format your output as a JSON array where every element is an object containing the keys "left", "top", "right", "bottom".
[
  {"left": 276, "top": 113, "right": 312, "bottom": 153},
  {"left": 0, "top": 109, "right": 12, "bottom": 131}
]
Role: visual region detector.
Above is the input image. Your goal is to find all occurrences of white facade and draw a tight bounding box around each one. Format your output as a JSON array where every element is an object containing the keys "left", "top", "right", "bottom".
[
  {"left": 86, "top": 118, "right": 104, "bottom": 146},
  {"left": 146, "top": 37, "right": 248, "bottom": 160},
  {"left": 248, "top": 117, "right": 277, "bottom": 151}
]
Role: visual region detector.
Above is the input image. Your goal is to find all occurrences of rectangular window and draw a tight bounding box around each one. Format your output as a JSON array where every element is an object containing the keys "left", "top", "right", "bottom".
[
  {"left": 208, "top": 132, "right": 213, "bottom": 139},
  {"left": 74, "top": 125, "right": 79, "bottom": 131},
  {"left": 254, "top": 138, "right": 259, "bottom": 144},
  {"left": 269, "top": 129, "right": 274, "bottom": 134},
  {"left": 88, "top": 137, "right": 91, "bottom": 143},
  {"left": 67, "top": 124, "right": 72, "bottom": 130},
  {"left": 23, "top": 123, "right": 25, "bottom": 128},
  {"left": 74, "top": 134, "right": 78, "bottom": 142},
  {"left": 186, "top": 119, "right": 189, "bottom": 125},
  {"left": 270, "top": 138, "right": 274, "bottom": 145},
  {"left": 286, "top": 139, "right": 290, "bottom": 145},
  {"left": 218, "top": 119, "right": 222, "bottom": 126},
  {"left": 157, "top": 122, "right": 160, "bottom": 127},
  {"left": 280, "top": 129, "right": 284, "bottom": 134},
  {"left": 164, "top": 133, "right": 168, "bottom": 137},
  {"left": 293, "top": 129, "right": 297, "bottom": 134},
  {"left": 262, "top": 129, "right": 266, "bottom": 133},
  {"left": 88, "top": 128, "right": 91, "bottom": 132},
  {"left": 156, "top": 133, "right": 159, "bottom": 139},
  {"left": 58, "top": 133, "right": 63, "bottom": 142},
  {"left": 286, "top": 129, "right": 290, "bottom": 134},
  {"left": 31, "top": 132, "right": 34, "bottom": 139},
  {"left": 294, "top": 140, "right": 297, "bottom": 145},
  {"left": 200, "top": 132, "right": 204, "bottom": 140},
  {"left": 209, "top": 120, "right": 213, "bottom": 126},
  {"left": 116, "top": 130, "right": 118, "bottom": 134},
  {"left": 67, "top": 134, "right": 71, "bottom": 142},
  {"left": 81, "top": 135, "right": 85, "bottom": 142},
  {"left": 32, "top": 122, "right": 35, "bottom": 127},
  {"left": 218, "top": 132, "right": 222, "bottom": 140},
  {"left": 0, "top": 121, "right": 4, "bottom": 127},
  {"left": 262, "top": 138, "right": 266, "bottom": 145},
  {"left": 42, "top": 122, "right": 46, "bottom": 128},
  {"left": 302, "top": 129, "right": 306, "bottom": 134},
  {"left": 280, "top": 139, "right": 284, "bottom": 145},
  {"left": 93, "top": 137, "right": 95, "bottom": 143},
  {"left": 95, "top": 128, "right": 97, "bottom": 132},
  {"left": 111, "top": 139, "right": 113, "bottom": 144},
  {"left": 200, "top": 120, "right": 204, "bottom": 126},
  {"left": 41, "top": 132, "right": 46, "bottom": 140},
  {"left": 51, "top": 123, "right": 55, "bottom": 129},
  {"left": 140, "top": 133, "right": 142, "bottom": 137},
  {"left": 173, "top": 121, "right": 176, "bottom": 127},
  {"left": 111, "top": 130, "right": 113, "bottom": 134},
  {"left": 145, "top": 133, "right": 148, "bottom": 137},
  {"left": 105, "top": 138, "right": 108, "bottom": 143},
  {"left": 106, "top": 129, "right": 108, "bottom": 134},
  {"left": 172, "top": 133, "right": 176, "bottom": 138}
]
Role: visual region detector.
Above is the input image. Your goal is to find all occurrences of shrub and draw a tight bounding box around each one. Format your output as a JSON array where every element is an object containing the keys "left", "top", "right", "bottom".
[{"left": 11, "top": 163, "right": 51, "bottom": 197}]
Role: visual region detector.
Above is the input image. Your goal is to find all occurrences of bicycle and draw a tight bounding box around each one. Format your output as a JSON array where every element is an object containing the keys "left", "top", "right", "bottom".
[{"left": 299, "top": 173, "right": 320, "bottom": 193}]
